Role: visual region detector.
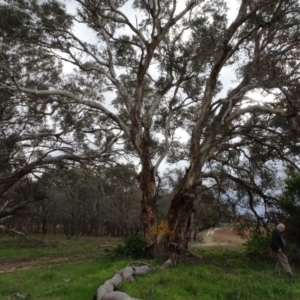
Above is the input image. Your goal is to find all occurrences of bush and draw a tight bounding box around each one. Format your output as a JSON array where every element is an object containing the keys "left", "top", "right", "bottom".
[
  {"left": 278, "top": 171, "right": 300, "bottom": 247},
  {"left": 245, "top": 232, "right": 272, "bottom": 261},
  {"left": 244, "top": 231, "right": 300, "bottom": 266},
  {"left": 105, "top": 234, "right": 146, "bottom": 259},
  {"left": 284, "top": 242, "right": 300, "bottom": 266}
]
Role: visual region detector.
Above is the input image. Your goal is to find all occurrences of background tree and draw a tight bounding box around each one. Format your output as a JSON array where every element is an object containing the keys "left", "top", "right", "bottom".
[
  {"left": 193, "top": 185, "right": 232, "bottom": 233},
  {"left": 0, "top": 30, "right": 121, "bottom": 226},
  {"left": 1, "top": 164, "right": 142, "bottom": 239},
  {"left": 99, "top": 164, "right": 142, "bottom": 238}
]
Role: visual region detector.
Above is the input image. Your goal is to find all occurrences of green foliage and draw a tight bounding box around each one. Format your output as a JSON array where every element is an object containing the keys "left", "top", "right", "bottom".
[
  {"left": 279, "top": 171, "right": 300, "bottom": 246},
  {"left": 194, "top": 185, "right": 232, "bottom": 230},
  {"left": 0, "top": 234, "right": 122, "bottom": 260},
  {"left": 105, "top": 234, "right": 146, "bottom": 259},
  {"left": 284, "top": 242, "right": 300, "bottom": 266},
  {"left": 0, "top": 3, "right": 31, "bottom": 38},
  {"left": 283, "top": 171, "right": 300, "bottom": 203},
  {"left": 245, "top": 232, "right": 272, "bottom": 261}
]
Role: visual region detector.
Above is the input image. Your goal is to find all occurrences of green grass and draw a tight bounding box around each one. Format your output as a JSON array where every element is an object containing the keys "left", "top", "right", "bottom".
[
  {"left": 0, "top": 258, "right": 129, "bottom": 299},
  {"left": 0, "top": 234, "right": 125, "bottom": 300},
  {"left": 121, "top": 246, "right": 300, "bottom": 300},
  {"left": 0, "top": 234, "right": 122, "bottom": 260},
  {"left": 1, "top": 235, "right": 300, "bottom": 300}
]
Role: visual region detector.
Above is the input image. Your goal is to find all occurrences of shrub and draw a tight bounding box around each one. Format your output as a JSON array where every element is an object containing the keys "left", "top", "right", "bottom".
[
  {"left": 245, "top": 231, "right": 300, "bottom": 266},
  {"left": 245, "top": 232, "right": 272, "bottom": 261},
  {"left": 105, "top": 234, "right": 146, "bottom": 259},
  {"left": 285, "top": 242, "right": 300, "bottom": 266}
]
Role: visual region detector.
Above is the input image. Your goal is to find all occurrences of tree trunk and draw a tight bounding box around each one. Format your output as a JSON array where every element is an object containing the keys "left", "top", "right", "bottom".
[
  {"left": 42, "top": 217, "right": 47, "bottom": 235},
  {"left": 139, "top": 169, "right": 158, "bottom": 258},
  {"left": 166, "top": 192, "right": 195, "bottom": 252}
]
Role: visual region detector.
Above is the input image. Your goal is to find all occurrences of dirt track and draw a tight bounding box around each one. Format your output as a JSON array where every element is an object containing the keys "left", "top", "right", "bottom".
[
  {"left": 192, "top": 227, "right": 246, "bottom": 247},
  {"left": 0, "top": 251, "right": 97, "bottom": 274}
]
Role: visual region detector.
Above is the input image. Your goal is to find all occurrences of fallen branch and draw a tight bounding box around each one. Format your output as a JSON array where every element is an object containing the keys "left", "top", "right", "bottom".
[
  {"left": 43, "top": 287, "right": 64, "bottom": 295},
  {"left": 129, "top": 261, "right": 156, "bottom": 270},
  {"left": 162, "top": 258, "right": 173, "bottom": 269},
  {"left": 169, "top": 242, "right": 203, "bottom": 260},
  {"left": 7, "top": 291, "right": 31, "bottom": 299},
  {"left": 98, "top": 245, "right": 115, "bottom": 249},
  {"left": 165, "top": 242, "right": 203, "bottom": 266},
  {"left": 0, "top": 225, "right": 27, "bottom": 239},
  {"left": 96, "top": 263, "right": 154, "bottom": 300},
  {"left": 102, "top": 291, "right": 141, "bottom": 300}
]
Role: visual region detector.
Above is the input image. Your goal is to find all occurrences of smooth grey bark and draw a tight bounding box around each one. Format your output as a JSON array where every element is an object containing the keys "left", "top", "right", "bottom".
[{"left": 96, "top": 264, "right": 154, "bottom": 300}]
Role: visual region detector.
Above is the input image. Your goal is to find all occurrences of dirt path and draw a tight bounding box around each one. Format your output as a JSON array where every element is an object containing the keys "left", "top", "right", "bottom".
[{"left": 191, "top": 227, "right": 247, "bottom": 247}]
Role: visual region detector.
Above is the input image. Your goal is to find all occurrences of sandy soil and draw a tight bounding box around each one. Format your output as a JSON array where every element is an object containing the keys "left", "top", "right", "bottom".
[{"left": 192, "top": 227, "right": 247, "bottom": 247}]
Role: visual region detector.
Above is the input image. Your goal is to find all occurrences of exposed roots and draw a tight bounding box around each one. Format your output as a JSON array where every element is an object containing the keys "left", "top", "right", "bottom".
[{"left": 161, "top": 242, "right": 203, "bottom": 268}]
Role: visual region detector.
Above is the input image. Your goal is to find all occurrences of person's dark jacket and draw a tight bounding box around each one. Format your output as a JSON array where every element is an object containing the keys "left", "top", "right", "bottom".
[{"left": 271, "top": 229, "right": 286, "bottom": 253}]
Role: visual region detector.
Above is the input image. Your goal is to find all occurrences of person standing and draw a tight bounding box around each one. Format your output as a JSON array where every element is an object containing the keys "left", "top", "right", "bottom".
[{"left": 270, "top": 223, "right": 294, "bottom": 277}]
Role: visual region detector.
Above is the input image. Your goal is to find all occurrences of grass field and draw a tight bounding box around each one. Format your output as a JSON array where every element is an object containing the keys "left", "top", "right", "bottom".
[{"left": 0, "top": 234, "right": 299, "bottom": 300}]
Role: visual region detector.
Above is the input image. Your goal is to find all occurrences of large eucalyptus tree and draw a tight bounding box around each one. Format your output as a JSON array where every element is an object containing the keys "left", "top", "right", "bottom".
[{"left": 1, "top": 0, "right": 300, "bottom": 256}]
